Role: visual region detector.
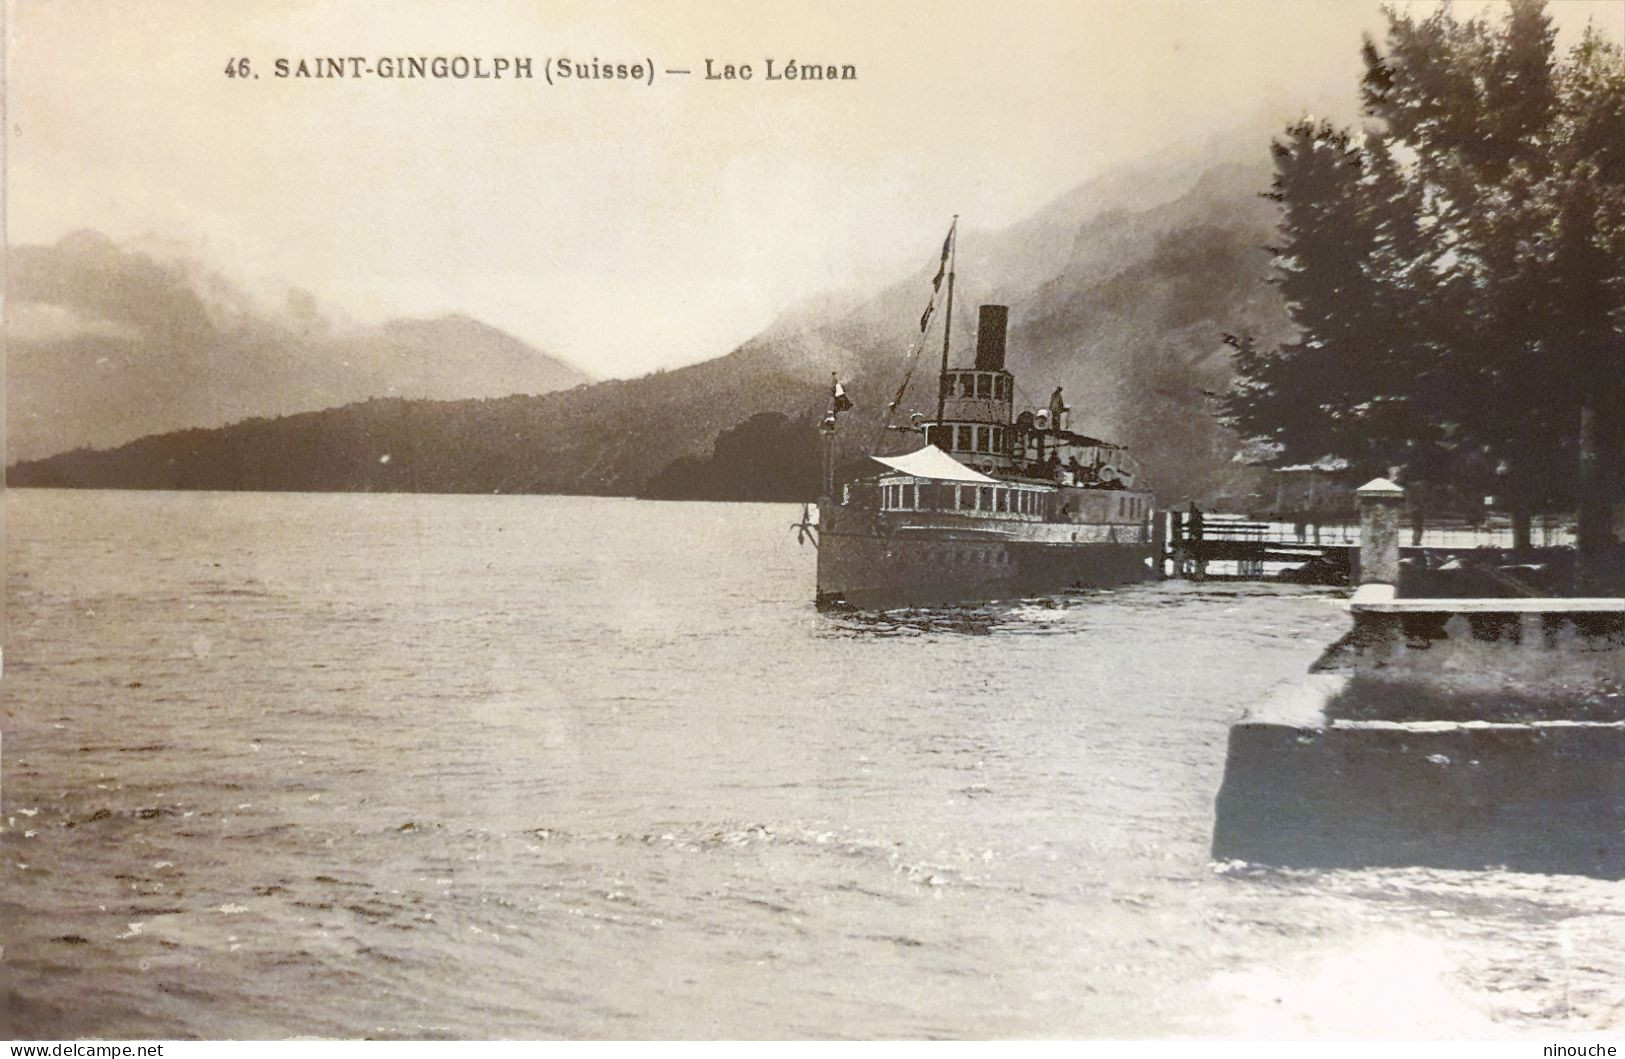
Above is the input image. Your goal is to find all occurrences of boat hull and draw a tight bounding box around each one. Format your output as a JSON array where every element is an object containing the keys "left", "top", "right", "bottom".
[{"left": 815, "top": 520, "right": 1154, "bottom": 610}]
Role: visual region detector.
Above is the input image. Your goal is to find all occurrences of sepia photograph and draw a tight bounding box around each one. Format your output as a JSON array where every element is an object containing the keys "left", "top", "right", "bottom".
[{"left": 4, "top": 0, "right": 1624, "bottom": 1044}]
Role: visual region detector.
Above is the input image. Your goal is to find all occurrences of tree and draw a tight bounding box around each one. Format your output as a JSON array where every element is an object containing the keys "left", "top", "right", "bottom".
[
  {"left": 1228, "top": 1, "right": 1625, "bottom": 580},
  {"left": 1222, "top": 121, "right": 1378, "bottom": 464},
  {"left": 1362, "top": 0, "right": 1625, "bottom": 564}
]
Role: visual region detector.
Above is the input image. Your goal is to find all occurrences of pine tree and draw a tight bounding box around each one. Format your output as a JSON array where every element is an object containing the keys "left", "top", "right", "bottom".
[{"left": 1222, "top": 120, "right": 1381, "bottom": 467}]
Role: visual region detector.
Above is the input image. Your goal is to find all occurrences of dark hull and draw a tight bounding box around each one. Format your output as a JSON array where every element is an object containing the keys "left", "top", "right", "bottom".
[{"left": 816, "top": 525, "right": 1155, "bottom": 611}]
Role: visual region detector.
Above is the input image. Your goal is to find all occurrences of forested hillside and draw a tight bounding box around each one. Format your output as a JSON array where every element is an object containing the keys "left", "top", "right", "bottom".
[{"left": 10, "top": 131, "right": 1292, "bottom": 503}]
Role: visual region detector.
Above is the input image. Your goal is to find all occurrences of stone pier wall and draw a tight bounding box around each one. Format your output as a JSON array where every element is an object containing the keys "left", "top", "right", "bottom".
[
  {"left": 1212, "top": 678, "right": 1625, "bottom": 877},
  {"left": 1212, "top": 478, "right": 1625, "bottom": 878}
]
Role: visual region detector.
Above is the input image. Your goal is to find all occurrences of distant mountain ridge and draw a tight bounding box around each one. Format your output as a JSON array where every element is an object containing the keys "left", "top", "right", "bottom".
[
  {"left": 9, "top": 124, "right": 1294, "bottom": 503},
  {"left": 6, "top": 231, "right": 590, "bottom": 461}
]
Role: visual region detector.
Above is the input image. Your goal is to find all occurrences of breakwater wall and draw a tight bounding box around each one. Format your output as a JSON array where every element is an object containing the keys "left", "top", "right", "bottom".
[
  {"left": 1212, "top": 479, "right": 1625, "bottom": 878},
  {"left": 1212, "top": 675, "right": 1625, "bottom": 878}
]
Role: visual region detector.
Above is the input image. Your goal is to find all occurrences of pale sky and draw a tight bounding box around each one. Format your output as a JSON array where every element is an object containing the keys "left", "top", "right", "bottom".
[{"left": 7, "top": 0, "right": 1622, "bottom": 378}]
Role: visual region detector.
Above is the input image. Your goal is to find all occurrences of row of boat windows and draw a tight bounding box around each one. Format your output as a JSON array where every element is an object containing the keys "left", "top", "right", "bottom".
[
  {"left": 882, "top": 482, "right": 1045, "bottom": 515},
  {"left": 939, "top": 372, "right": 1012, "bottom": 401},
  {"left": 925, "top": 423, "right": 1009, "bottom": 455},
  {"left": 878, "top": 483, "right": 1150, "bottom": 522}
]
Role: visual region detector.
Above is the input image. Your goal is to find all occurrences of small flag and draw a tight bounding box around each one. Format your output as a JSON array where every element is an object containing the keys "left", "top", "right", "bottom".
[
  {"left": 919, "top": 298, "right": 935, "bottom": 333},
  {"left": 931, "top": 221, "right": 955, "bottom": 291},
  {"left": 831, "top": 376, "right": 854, "bottom": 415}
]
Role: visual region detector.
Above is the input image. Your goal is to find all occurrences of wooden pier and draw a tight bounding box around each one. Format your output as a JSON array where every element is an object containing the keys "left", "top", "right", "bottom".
[
  {"left": 1162, "top": 511, "right": 1353, "bottom": 582},
  {"left": 1156, "top": 508, "right": 1574, "bottom": 588}
]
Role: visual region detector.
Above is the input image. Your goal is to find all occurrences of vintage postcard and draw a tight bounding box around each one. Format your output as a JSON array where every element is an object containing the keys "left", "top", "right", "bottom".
[{"left": 5, "top": 0, "right": 1624, "bottom": 1044}]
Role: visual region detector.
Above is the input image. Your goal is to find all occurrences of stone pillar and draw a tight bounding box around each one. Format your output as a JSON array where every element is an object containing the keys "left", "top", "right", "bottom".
[{"left": 1357, "top": 478, "right": 1405, "bottom": 587}]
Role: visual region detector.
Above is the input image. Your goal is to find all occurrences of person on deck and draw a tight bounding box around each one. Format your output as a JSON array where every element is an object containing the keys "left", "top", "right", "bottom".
[{"left": 1048, "top": 387, "right": 1069, "bottom": 433}]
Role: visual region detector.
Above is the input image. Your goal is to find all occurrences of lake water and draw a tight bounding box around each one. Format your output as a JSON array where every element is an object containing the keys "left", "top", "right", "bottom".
[{"left": 5, "top": 490, "right": 1623, "bottom": 1039}]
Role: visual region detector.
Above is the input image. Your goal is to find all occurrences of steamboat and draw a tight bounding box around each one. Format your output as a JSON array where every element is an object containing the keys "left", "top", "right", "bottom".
[{"left": 810, "top": 223, "right": 1157, "bottom": 610}]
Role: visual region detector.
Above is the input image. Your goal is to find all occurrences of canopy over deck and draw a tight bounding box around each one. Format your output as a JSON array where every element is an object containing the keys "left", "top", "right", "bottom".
[{"left": 871, "top": 445, "right": 999, "bottom": 483}]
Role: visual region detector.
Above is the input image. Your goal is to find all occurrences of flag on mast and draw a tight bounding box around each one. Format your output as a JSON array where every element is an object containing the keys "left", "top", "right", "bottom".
[
  {"left": 830, "top": 375, "right": 854, "bottom": 415},
  {"left": 920, "top": 219, "right": 957, "bottom": 332},
  {"left": 931, "top": 220, "right": 956, "bottom": 292}
]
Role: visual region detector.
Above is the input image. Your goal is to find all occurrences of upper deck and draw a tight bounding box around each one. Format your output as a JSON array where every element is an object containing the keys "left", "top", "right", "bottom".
[
  {"left": 858, "top": 472, "right": 1152, "bottom": 528},
  {"left": 894, "top": 304, "right": 1141, "bottom": 488}
]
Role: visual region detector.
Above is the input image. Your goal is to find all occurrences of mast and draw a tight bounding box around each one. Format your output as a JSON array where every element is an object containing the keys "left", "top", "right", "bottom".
[{"left": 933, "top": 216, "right": 958, "bottom": 428}]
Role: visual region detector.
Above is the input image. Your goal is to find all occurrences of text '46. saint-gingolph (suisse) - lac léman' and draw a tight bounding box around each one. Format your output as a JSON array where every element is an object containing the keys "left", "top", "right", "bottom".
[{"left": 223, "top": 56, "right": 858, "bottom": 85}]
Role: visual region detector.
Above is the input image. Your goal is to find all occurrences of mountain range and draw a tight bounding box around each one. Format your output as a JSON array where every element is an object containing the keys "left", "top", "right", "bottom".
[
  {"left": 6, "top": 231, "right": 590, "bottom": 462},
  {"left": 8, "top": 124, "right": 1297, "bottom": 505}
]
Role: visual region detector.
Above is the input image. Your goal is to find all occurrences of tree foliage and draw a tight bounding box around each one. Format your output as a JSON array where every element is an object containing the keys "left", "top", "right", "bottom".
[{"left": 1225, "top": 0, "right": 1625, "bottom": 543}]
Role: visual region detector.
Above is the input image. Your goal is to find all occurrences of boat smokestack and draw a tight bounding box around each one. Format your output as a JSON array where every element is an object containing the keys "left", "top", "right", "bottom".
[{"left": 975, "top": 305, "right": 1008, "bottom": 371}]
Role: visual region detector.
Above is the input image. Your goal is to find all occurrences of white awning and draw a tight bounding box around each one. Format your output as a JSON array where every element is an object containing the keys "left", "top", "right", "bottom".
[{"left": 870, "top": 445, "right": 999, "bottom": 483}]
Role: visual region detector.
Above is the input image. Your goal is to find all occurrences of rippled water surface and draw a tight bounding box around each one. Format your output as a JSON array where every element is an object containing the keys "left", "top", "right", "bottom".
[{"left": 5, "top": 490, "right": 1623, "bottom": 1038}]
